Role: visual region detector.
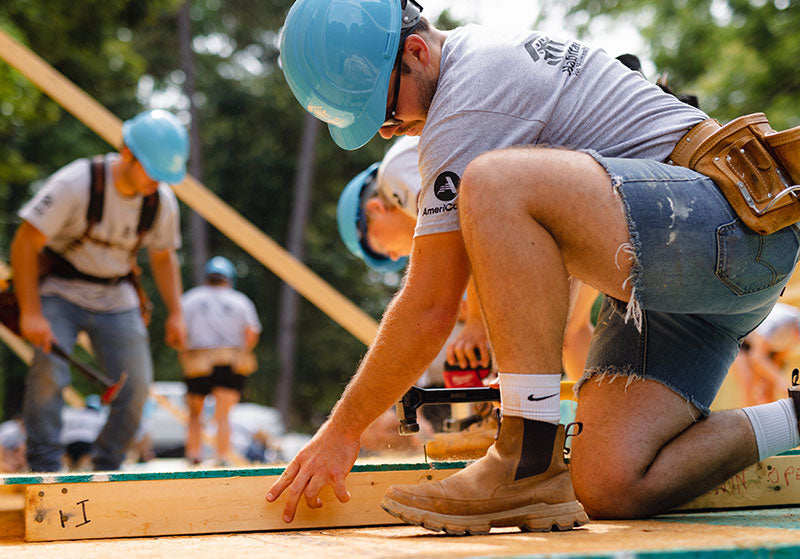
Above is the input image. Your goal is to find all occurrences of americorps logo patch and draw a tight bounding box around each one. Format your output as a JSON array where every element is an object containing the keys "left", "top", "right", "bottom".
[{"left": 434, "top": 171, "right": 460, "bottom": 201}]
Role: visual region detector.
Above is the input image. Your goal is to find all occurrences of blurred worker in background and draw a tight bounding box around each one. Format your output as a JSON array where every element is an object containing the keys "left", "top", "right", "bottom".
[
  {"left": 338, "top": 135, "right": 490, "bottom": 385},
  {"left": 179, "top": 256, "right": 261, "bottom": 466},
  {"left": 730, "top": 303, "right": 800, "bottom": 407},
  {"left": 11, "top": 109, "right": 188, "bottom": 472},
  {"left": 338, "top": 136, "right": 490, "bottom": 457}
]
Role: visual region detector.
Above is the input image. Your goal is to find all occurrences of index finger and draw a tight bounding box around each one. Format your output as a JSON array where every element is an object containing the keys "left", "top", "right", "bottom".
[{"left": 267, "top": 460, "right": 300, "bottom": 502}]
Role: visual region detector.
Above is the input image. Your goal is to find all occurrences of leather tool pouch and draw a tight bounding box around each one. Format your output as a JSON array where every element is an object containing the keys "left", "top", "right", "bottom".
[{"left": 670, "top": 113, "right": 800, "bottom": 235}]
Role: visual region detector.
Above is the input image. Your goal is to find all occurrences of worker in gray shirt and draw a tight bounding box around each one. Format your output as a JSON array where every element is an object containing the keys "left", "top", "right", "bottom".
[
  {"left": 179, "top": 256, "right": 261, "bottom": 466},
  {"left": 11, "top": 110, "right": 188, "bottom": 472},
  {"left": 272, "top": 0, "right": 800, "bottom": 534}
]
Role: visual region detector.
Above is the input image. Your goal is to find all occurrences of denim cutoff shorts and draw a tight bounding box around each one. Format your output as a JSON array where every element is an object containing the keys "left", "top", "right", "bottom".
[{"left": 580, "top": 152, "right": 800, "bottom": 415}]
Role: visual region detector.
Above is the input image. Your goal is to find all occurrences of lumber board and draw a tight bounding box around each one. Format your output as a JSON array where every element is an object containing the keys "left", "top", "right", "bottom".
[
  {"left": 0, "top": 28, "right": 378, "bottom": 346},
  {"left": 21, "top": 463, "right": 464, "bottom": 542},
  {"left": 677, "top": 452, "right": 800, "bottom": 511},
  {"left": 15, "top": 451, "right": 800, "bottom": 542}
]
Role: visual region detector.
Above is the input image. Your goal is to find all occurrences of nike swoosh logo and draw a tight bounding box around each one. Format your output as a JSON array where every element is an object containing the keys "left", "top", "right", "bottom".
[{"left": 527, "top": 393, "right": 558, "bottom": 402}]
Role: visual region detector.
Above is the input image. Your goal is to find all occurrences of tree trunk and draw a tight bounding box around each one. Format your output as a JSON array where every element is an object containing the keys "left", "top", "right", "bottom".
[
  {"left": 275, "top": 114, "right": 320, "bottom": 426},
  {"left": 178, "top": 0, "right": 208, "bottom": 285}
]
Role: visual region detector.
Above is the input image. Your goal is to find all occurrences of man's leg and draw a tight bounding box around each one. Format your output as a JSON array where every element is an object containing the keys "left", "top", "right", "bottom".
[
  {"left": 211, "top": 385, "right": 240, "bottom": 464},
  {"left": 572, "top": 377, "right": 757, "bottom": 518},
  {"left": 88, "top": 308, "right": 152, "bottom": 471},
  {"left": 185, "top": 391, "right": 206, "bottom": 464},
  {"left": 23, "top": 296, "right": 80, "bottom": 472}
]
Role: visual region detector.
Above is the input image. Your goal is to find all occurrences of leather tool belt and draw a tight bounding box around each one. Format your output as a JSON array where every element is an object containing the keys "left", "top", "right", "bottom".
[
  {"left": 669, "top": 113, "right": 800, "bottom": 235},
  {"left": 178, "top": 347, "right": 258, "bottom": 378}
]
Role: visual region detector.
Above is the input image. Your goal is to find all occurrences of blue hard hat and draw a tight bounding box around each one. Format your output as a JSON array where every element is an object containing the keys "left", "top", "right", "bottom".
[
  {"left": 205, "top": 256, "right": 236, "bottom": 285},
  {"left": 122, "top": 110, "right": 189, "bottom": 184},
  {"left": 280, "top": 0, "right": 422, "bottom": 151},
  {"left": 337, "top": 163, "right": 408, "bottom": 272}
]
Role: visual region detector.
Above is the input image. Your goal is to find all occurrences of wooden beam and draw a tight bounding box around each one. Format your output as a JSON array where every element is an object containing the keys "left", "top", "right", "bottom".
[
  {"left": 21, "top": 463, "right": 463, "bottom": 541},
  {"left": 0, "top": 28, "right": 378, "bottom": 346},
  {"left": 14, "top": 451, "right": 800, "bottom": 541},
  {"left": 15, "top": 452, "right": 800, "bottom": 541},
  {"left": 676, "top": 453, "right": 800, "bottom": 511}
]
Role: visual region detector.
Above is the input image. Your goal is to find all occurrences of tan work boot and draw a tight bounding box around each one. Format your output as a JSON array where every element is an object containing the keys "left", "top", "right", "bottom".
[{"left": 381, "top": 416, "right": 588, "bottom": 535}]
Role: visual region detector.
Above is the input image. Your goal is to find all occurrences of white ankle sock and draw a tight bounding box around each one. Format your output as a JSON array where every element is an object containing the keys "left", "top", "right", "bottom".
[
  {"left": 499, "top": 372, "right": 561, "bottom": 424},
  {"left": 742, "top": 398, "right": 800, "bottom": 461}
]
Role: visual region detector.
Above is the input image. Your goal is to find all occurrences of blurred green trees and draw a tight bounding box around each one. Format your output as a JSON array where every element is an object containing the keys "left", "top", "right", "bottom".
[{"left": 543, "top": 0, "right": 799, "bottom": 128}]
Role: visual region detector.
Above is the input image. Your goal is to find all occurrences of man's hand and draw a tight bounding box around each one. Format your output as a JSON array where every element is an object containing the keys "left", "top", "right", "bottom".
[
  {"left": 19, "top": 311, "right": 54, "bottom": 353},
  {"left": 164, "top": 312, "right": 187, "bottom": 351},
  {"left": 446, "top": 316, "right": 489, "bottom": 369},
  {"left": 266, "top": 421, "right": 360, "bottom": 523}
]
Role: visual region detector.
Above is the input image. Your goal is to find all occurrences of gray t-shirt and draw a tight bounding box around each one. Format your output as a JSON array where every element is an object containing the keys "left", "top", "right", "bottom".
[
  {"left": 416, "top": 25, "right": 709, "bottom": 237},
  {"left": 181, "top": 285, "right": 262, "bottom": 349},
  {"left": 19, "top": 153, "right": 182, "bottom": 312}
]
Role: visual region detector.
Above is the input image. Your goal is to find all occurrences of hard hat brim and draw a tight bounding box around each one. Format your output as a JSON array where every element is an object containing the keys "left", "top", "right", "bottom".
[{"left": 327, "top": 83, "right": 390, "bottom": 151}]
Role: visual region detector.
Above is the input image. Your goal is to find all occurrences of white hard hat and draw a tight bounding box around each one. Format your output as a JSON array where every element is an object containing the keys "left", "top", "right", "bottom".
[{"left": 375, "top": 135, "right": 421, "bottom": 219}]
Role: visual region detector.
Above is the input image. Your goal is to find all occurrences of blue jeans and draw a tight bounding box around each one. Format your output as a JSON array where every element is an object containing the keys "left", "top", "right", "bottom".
[
  {"left": 23, "top": 296, "right": 152, "bottom": 471},
  {"left": 578, "top": 154, "right": 800, "bottom": 414}
]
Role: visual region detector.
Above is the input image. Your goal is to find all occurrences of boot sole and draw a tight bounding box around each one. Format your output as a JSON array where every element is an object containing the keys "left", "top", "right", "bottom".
[{"left": 380, "top": 496, "right": 589, "bottom": 536}]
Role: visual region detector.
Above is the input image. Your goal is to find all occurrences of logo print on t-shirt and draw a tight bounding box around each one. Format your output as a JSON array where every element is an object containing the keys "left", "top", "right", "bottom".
[
  {"left": 33, "top": 194, "right": 54, "bottom": 216},
  {"left": 434, "top": 172, "right": 460, "bottom": 202},
  {"left": 524, "top": 34, "right": 588, "bottom": 77}
]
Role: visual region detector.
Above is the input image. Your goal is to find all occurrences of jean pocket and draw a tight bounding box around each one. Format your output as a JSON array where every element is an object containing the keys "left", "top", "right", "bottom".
[{"left": 716, "top": 219, "right": 800, "bottom": 296}]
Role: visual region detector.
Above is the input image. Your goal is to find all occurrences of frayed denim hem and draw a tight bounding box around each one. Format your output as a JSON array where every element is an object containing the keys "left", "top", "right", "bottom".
[
  {"left": 574, "top": 365, "right": 708, "bottom": 421},
  {"left": 581, "top": 148, "right": 645, "bottom": 333}
]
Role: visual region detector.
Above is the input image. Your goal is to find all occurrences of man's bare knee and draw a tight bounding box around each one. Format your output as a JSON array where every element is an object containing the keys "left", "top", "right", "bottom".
[{"left": 571, "top": 463, "right": 658, "bottom": 519}]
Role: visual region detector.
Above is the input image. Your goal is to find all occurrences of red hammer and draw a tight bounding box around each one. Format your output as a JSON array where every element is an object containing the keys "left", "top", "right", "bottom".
[
  {"left": 50, "top": 343, "right": 128, "bottom": 405},
  {"left": 0, "top": 291, "right": 127, "bottom": 404}
]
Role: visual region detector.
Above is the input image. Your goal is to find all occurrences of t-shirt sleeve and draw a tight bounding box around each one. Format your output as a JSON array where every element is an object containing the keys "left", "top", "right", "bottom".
[
  {"left": 415, "top": 111, "right": 545, "bottom": 237},
  {"left": 241, "top": 295, "right": 262, "bottom": 333},
  {"left": 18, "top": 159, "right": 87, "bottom": 239}
]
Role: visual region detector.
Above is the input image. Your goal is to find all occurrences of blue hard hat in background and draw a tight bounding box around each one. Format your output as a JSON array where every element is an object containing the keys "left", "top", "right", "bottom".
[
  {"left": 122, "top": 110, "right": 190, "bottom": 184},
  {"left": 205, "top": 256, "right": 236, "bottom": 285},
  {"left": 280, "top": 0, "right": 422, "bottom": 151},
  {"left": 337, "top": 163, "right": 408, "bottom": 272}
]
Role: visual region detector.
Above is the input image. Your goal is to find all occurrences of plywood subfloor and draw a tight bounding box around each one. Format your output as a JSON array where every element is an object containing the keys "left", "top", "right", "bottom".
[{"left": 3, "top": 508, "right": 800, "bottom": 558}]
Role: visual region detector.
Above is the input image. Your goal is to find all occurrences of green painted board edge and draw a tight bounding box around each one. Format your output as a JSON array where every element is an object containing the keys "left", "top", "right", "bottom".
[
  {"left": 487, "top": 542, "right": 800, "bottom": 559},
  {"left": 0, "top": 460, "right": 467, "bottom": 485}
]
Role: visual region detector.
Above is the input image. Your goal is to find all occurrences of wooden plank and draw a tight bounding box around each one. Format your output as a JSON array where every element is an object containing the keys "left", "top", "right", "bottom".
[
  {"left": 677, "top": 453, "right": 800, "bottom": 511},
  {"left": 23, "top": 463, "right": 463, "bottom": 541},
  {"left": 0, "top": 28, "right": 378, "bottom": 346},
  {"left": 15, "top": 452, "right": 800, "bottom": 542}
]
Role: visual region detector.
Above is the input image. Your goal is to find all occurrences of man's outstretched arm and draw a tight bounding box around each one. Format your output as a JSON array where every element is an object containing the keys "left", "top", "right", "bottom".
[{"left": 266, "top": 230, "right": 471, "bottom": 522}]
